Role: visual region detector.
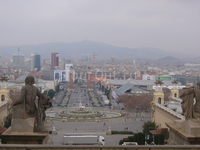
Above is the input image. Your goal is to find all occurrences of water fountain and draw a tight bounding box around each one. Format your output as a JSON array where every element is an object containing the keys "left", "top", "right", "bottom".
[{"left": 46, "top": 101, "right": 121, "bottom": 119}]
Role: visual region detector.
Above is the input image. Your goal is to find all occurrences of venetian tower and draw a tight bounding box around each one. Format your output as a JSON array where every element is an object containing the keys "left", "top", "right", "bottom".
[
  {"left": 151, "top": 78, "right": 164, "bottom": 123},
  {"left": 0, "top": 74, "right": 11, "bottom": 102},
  {"left": 87, "top": 66, "right": 91, "bottom": 89},
  {"left": 152, "top": 78, "right": 164, "bottom": 105},
  {"left": 0, "top": 74, "right": 11, "bottom": 126},
  {"left": 169, "top": 79, "right": 179, "bottom": 99}
]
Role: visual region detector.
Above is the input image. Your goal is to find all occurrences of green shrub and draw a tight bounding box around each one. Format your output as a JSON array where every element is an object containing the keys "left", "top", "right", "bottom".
[
  {"left": 119, "top": 137, "right": 130, "bottom": 145},
  {"left": 147, "top": 137, "right": 153, "bottom": 144},
  {"left": 154, "top": 134, "right": 165, "bottom": 145},
  {"left": 159, "top": 134, "right": 165, "bottom": 145},
  {"left": 111, "top": 131, "right": 118, "bottom": 134},
  {"left": 119, "top": 135, "right": 138, "bottom": 145},
  {"left": 119, "top": 139, "right": 124, "bottom": 145},
  {"left": 134, "top": 133, "right": 138, "bottom": 142},
  {"left": 137, "top": 132, "right": 145, "bottom": 145},
  {"left": 128, "top": 136, "right": 135, "bottom": 142},
  {"left": 111, "top": 131, "right": 134, "bottom": 134}
]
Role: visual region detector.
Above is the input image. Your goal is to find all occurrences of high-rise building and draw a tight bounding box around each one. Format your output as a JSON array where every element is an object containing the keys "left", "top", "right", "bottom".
[
  {"left": 31, "top": 54, "right": 41, "bottom": 71},
  {"left": 35, "top": 54, "right": 41, "bottom": 71},
  {"left": 12, "top": 54, "right": 24, "bottom": 67},
  {"left": 51, "top": 52, "right": 59, "bottom": 70}
]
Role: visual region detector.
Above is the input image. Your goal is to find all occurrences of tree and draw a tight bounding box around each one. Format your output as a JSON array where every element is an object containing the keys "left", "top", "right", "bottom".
[
  {"left": 118, "top": 93, "right": 153, "bottom": 112},
  {"left": 3, "top": 114, "right": 12, "bottom": 129},
  {"left": 48, "top": 89, "right": 56, "bottom": 99},
  {"left": 106, "top": 88, "right": 111, "bottom": 99},
  {"left": 142, "top": 121, "right": 158, "bottom": 144},
  {"left": 101, "top": 85, "right": 104, "bottom": 92},
  {"left": 55, "top": 85, "right": 60, "bottom": 92},
  {"left": 160, "top": 128, "right": 169, "bottom": 140},
  {"left": 142, "top": 121, "right": 158, "bottom": 135}
]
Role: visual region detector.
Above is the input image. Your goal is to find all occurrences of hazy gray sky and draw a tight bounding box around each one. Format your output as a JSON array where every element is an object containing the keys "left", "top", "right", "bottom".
[{"left": 1, "top": 0, "right": 200, "bottom": 54}]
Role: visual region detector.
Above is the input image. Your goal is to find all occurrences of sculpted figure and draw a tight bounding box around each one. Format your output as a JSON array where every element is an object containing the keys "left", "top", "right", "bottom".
[
  {"left": 180, "top": 86, "right": 195, "bottom": 120},
  {"left": 12, "top": 75, "right": 52, "bottom": 132},
  {"left": 13, "top": 75, "right": 41, "bottom": 117},
  {"left": 34, "top": 90, "right": 52, "bottom": 132},
  {"left": 194, "top": 81, "right": 200, "bottom": 118}
]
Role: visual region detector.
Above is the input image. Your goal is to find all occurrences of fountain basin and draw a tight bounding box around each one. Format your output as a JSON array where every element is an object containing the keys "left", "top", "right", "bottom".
[{"left": 46, "top": 110, "right": 121, "bottom": 119}]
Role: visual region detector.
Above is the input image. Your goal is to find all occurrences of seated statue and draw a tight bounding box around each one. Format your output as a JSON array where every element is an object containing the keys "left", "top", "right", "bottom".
[
  {"left": 12, "top": 75, "right": 52, "bottom": 132},
  {"left": 180, "top": 86, "right": 195, "bottom": 120},
  {"left": 34, "top": 90, "right": 52, "bottom": 132},
  {"left": 194, "top": 81, "right": 200, "bottom": 118},
  {"left": 180, "top": 81, "right": 200, "bottom": 120}
]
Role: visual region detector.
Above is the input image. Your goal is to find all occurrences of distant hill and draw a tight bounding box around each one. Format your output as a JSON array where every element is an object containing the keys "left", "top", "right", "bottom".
[
  {"left": 0, "top": 40, "right": 197, "bottom": 59},
  {"left": 193, "top": 56, "right": 200, "bottom": 60},
  {"left": 158, "top": 56, "right": 180, "bottom": 61}
]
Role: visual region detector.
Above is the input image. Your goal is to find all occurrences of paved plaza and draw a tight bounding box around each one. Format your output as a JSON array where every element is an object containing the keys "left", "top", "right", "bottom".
[
  {"left": 49, "top": 87, "right": 151, "bottom": 145},
  {"left": 49, "top": 116, "right": 149, "bottom": 145}
]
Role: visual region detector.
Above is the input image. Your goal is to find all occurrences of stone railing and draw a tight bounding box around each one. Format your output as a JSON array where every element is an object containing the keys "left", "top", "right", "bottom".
[
  {"left": 0, "top": 100, "right": 8, "bottom": 107},
  {"left": 0, "top": 145, "right": 200, "bottom": 150},
  {"left": 171, "top": 97, "right": 182, "bottom": 102},
  {"left": 155, "top": 102, "right": 185, "bottom": 120}
]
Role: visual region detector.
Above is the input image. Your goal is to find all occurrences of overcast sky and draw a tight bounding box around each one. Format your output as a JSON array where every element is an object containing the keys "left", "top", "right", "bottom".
[{"left": 1, "top": 0, "right": 200, "bottom": 55}]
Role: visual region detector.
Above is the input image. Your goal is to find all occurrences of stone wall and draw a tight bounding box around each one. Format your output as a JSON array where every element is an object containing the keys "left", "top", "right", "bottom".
[
  {"left": 0, "top": 145, "right": 200, "bottom": 150},
  {"left": 153, "top": 105, "right": 181, "bottom": 128}
]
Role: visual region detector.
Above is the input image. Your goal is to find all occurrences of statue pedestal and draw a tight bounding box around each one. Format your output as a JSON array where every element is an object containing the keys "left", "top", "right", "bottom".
[
  {"left": 11, "top": 118, "right": 35, "bottom": 132},
  {"left": 166, "top": 119, "right": 200, "bottom": 145},
  {"left": 106, "top": 127, "right": 112, "bottom": 135},
  {"left": 2, "top": 120, "right": 53, "bottom": 144}
]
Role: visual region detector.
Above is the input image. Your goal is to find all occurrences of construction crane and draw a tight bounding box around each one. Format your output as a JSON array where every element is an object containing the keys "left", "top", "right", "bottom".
[{"left": 92, "top": 53, "right": 97, "bottom": 68}]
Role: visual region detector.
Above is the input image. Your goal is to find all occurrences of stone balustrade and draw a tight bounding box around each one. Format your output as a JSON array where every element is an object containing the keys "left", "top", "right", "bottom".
[
  {"left": 0, "top": 145, "right": 200, "bottom": 150},
  {"left": 155, "top": 102, "right": 185, "bottom": 120}
]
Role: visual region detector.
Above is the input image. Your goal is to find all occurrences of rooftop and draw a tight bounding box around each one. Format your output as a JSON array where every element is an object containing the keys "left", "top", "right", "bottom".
[{"left": 105, "top": 79, "right": 182, "bottom": 86}]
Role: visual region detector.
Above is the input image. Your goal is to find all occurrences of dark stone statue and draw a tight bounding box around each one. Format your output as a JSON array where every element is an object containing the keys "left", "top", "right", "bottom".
[
  {"left": 34, "top": 91, "right": 52, "bottom": 132},
  {"left": 194, "top": 81, "right": 200, "bottom": 118},
  {"left": 180, "top": 81, "right": 200, "bottom": 120},
  {"left": 180, "top": 86, "right": 195, "bottom": 120},
  {"left": 13, "top": 75, "right": 41, "bottom": 117},
  {"left": 12, "top": 75, "right": 52, "bottom": 132}
]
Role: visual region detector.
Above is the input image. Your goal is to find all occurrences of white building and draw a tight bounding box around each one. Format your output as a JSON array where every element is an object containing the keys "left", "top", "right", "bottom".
[{"left": 142, "top": 74, "right": 155, "bottom": 80}]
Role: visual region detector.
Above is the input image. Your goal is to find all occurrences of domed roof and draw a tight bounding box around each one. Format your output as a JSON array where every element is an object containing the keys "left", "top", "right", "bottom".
[{"left": 15, "top": 73, "right": 38, "bottom": 83}]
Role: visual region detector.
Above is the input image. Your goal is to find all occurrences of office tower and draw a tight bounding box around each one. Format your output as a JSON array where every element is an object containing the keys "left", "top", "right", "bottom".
[
  {"left": 35, "top": 54, "right": 41, "bottom": 71},
  {"left": 31, "top": 54, "right": 41, "bottom": 71},
  {"left": 51, "top": 52, "right": 59, "bottom": 70},
  {"left": 12, "top": 54, "right": 24, "bottom": 67}
]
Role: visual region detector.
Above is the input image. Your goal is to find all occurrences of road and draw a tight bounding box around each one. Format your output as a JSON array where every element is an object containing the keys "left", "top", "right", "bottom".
[{"left": 68, "top": 88, "right": 89, "bottom": 108}]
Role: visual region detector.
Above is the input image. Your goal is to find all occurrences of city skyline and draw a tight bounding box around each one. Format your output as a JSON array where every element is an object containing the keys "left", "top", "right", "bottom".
[{"left": 0, "top": 0, "right": 200, "bottom": 55}]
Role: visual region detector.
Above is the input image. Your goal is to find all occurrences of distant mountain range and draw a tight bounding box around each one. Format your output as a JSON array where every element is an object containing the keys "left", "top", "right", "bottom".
[
  {"left": 158, "top": 56, "right": 180, "bottom": 61},
  {"left": 0, "top": 40, "right": 197, "bottom": 59}
]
